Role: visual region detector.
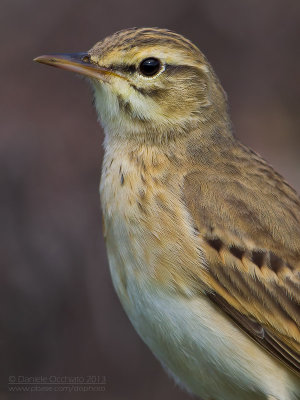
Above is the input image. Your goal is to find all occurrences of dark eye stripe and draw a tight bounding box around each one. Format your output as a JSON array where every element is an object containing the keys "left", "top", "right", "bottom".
[
  {"left": 109, "top": 63, "right": 201, "bottom": 76},
  {"left": 165, "top": 64, "right": 201, "bottom": 75},
  {"left": 109, "top": 64, "right": 199, "bottom": 74},
  {"left": 109, "top": 64, "right": 136, "bottom": 73}
]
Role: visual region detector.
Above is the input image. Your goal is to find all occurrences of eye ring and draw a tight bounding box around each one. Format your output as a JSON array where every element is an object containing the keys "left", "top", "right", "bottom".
[{"left": 139, "top": 58, "right": 161, "bottom": 77}]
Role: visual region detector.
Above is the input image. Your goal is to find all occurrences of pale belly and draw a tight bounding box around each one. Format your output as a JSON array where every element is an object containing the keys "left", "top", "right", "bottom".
[{"left": 104, "top": 215, "right": 299, "bottom": 400}]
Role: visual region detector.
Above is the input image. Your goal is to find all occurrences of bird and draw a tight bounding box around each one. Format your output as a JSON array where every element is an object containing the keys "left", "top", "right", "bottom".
[{"left": 34, "top": 27, "right": 300, "bottom": 400}]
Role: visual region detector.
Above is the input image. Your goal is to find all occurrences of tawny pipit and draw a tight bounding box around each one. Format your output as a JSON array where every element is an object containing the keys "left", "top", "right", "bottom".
[{"left": 35, "top": 28, "right": 300, "bottom": 400}]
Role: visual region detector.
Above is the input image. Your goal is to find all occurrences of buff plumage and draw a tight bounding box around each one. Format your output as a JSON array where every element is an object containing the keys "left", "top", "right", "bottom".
[{"left": 35, "top": 28, "right": 300, "bottom": 400}]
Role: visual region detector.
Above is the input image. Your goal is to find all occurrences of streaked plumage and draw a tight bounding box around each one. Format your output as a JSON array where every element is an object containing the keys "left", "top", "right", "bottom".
[{"left": 35, "top": 27, "right": 300, "bottom": 400}]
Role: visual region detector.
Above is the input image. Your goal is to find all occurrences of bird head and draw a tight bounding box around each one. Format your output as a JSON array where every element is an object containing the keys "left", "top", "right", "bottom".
[{"left": 35, "top": 28, "right": 229, "bottom": 144}]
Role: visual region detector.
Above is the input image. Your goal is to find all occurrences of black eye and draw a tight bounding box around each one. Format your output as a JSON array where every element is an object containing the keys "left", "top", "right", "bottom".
[{"left": 139, "top": 58, "right": 161, "bottom": 77}]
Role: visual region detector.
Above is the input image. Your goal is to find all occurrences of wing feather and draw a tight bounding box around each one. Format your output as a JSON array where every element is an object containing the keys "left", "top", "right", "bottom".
[{"left": 183, "top": 143, "right": 300, "bottom": 375}]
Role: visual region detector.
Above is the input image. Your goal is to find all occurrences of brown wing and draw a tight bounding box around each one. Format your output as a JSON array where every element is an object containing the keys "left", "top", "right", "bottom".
[{"left": 183, "top": 142, "right": 300, "bottom": 376}]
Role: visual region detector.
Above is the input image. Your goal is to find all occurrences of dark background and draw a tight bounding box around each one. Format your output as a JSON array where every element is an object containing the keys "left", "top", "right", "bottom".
[{"left": 1, "top": 0, "right": 300, "bottom": 399}]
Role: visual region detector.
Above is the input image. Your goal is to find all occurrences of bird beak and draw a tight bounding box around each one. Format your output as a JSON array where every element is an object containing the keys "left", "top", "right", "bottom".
[{"left": 33, "top": 52, "right": 116, "bottom": 81}]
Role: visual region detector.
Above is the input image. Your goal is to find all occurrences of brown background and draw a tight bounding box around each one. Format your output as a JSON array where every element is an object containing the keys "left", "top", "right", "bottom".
[{"left": 1, "top": 0, "right": 300, "bottom": 399}]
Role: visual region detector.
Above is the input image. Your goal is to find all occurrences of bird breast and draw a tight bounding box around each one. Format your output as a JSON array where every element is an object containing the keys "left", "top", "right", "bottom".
[{"left": 99, "top": 141, "right": 201, "bottom": 298}]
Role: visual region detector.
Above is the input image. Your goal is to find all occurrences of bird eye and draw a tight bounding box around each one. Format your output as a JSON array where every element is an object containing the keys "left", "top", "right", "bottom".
[{"left": 139, "top": 58, "right": 161, "bottom": 77}]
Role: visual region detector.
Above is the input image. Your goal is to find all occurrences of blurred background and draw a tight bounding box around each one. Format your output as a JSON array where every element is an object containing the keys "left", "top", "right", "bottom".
[{"left": 1, "top": 0, "right": 299, "bottom": 399}]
